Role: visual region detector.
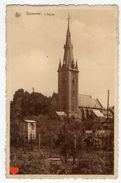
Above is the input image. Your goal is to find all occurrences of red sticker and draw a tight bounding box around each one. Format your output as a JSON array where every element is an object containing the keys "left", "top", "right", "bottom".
[{"left": 10, "top": 166, "right": 20, "bottom": 174}]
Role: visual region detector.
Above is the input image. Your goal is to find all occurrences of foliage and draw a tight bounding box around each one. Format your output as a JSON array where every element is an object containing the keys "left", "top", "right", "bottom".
[
  {"left": 10, "top": 89, "right": 53, "bottom": 120},
  {"left": 10, "top": 147, "right": 114, "bottom": 174},
  {"left": 10, "top": 89, "right": 114, "bottom": 175}
]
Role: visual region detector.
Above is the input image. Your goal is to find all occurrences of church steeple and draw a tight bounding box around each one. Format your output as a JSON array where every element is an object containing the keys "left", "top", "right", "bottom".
[
  {"left": 63, "top": 14, "right": 74, "bottom": 68},
  {"left": 62, "top": 14, "right": 78, "bottom": 71},
  {"left": 58, "top": 15, "right": 79, "bottom": 117},
  {"left": 66, "top": 14, "right": 71, "bottom": 45}
]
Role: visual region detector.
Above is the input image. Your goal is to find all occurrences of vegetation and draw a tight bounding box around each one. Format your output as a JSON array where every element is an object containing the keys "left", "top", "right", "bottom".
[
  {"left": 10, "top": 89, "right": 114, "bottom": 175},
  {"left": 10, "top": 89, "right": 53, "bottom": 120}
]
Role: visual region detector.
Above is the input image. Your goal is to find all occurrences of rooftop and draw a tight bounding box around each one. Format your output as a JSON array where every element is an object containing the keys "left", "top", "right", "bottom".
[
  {"left": 24, "top": 119, "right": 36, "bottom": 123},
  {"left": 78, "top": 94, "right": 103, "bottom": 109}
]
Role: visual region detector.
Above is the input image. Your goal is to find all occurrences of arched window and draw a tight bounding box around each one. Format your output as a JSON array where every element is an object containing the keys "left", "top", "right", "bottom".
[
  {"left": 62, "top": 78, "right": 65, "bottom": 85},
  {"left": 72, "top": 78, "right": 75, "bottom": 85},
  {"left": 72, "top": 91, "right": 75, "bottom": 99},
  {"left": 63, "top": 78, "right": 65, "bottom": 84}
]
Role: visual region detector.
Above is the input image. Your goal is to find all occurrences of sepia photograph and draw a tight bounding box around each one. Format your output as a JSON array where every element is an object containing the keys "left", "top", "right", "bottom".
[{"left": 6, "top": 5, "right": 118, "bottom": 178}]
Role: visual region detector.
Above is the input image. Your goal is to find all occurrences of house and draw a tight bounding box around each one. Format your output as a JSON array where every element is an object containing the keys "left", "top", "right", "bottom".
[{"left": 19, "top": 119, "right": 36, "bottom": 141}]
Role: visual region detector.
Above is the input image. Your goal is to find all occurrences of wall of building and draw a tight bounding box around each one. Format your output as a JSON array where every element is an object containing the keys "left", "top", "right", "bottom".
[{"left": 58, "top": 69, "right": 78, "bottom": 117}]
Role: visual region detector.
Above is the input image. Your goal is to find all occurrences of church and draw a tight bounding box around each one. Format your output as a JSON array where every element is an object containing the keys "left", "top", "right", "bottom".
[{"left": 51, "top": 15, "right": 104, "bottom": 119}]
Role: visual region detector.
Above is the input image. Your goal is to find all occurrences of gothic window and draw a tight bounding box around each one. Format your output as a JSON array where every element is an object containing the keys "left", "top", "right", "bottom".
[
  {"left": 72, "top": 91, "right": 75, "bottom": 99},
  {"left": 72, "top": 78, "right": 75, "bottom": 85},
  {"left": 61, "top": 78, "right": 65, "bottom": 90},
  {"left": 72, "top": 61, "right": 74, "bottom": 69},
  {"left": 61, "top": 78, "right": 66, "bottom": 95},
  {"left": 62, "top": 78, "right": 65, "bottom": 84}
]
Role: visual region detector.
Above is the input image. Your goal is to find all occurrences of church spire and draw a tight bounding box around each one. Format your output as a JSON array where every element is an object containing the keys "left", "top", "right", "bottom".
[
  {"left": 63, "top": 14, "right": 73, "bottom": 68},
  {"left": 67, "top": 13, "right": 71, "bottom": 39},
  {"left": 58, "top": 15, "right": 79, "bottom": 117}
]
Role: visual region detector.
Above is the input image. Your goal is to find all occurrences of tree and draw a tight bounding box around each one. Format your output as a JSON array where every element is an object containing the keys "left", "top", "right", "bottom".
[{"left": 10, "top": 89, "right": 54, "bottom": 120}]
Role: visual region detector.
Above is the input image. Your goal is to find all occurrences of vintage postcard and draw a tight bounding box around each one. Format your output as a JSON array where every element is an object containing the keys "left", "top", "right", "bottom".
[{"left": 6, "top": 5, "right": 118, "bottom": 178}]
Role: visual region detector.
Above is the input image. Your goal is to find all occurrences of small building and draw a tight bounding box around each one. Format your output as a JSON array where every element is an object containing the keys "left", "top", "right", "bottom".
[
  {"left": 19, "top": 119, "right": 36, "bottom": 141},
  {"left": 55, "top": 111, "right": 67, "bottom": 120},
  {"left": 56, "top": 111, "right": 67, "bottom": 117}
]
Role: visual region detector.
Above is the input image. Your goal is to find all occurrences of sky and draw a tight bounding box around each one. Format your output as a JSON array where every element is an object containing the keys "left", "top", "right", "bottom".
[{"left": 7, "top": 5, "right": 118, "bottom": 107}]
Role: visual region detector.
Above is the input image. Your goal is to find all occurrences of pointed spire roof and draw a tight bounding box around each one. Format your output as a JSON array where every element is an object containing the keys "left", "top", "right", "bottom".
[
  {"left": 66, "top": 13, "right": 71, "bottom": 44},
  {"left": 63, "top": 14, "right": 73, "bottom": 68},
  {"left": 58, "top": 14, "right": 79, "bottom": 72}
]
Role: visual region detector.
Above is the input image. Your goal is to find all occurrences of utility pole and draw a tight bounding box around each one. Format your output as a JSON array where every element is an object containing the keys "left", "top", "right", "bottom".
[
  {"left": 107, "top": 90, "right": 110, "bottom": 119},
  {"left": 73, "top": 133, "right": 77, "bottom": 164}
]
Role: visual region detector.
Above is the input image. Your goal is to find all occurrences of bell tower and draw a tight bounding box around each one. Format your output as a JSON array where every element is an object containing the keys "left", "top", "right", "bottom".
[{"left": 58, "top": 15, "right": 79, "bottom": 117}]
